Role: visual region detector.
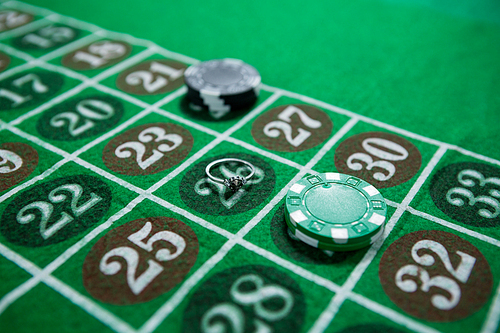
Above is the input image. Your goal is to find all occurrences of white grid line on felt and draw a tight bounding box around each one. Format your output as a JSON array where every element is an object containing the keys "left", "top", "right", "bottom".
[
  {"left": 91, "top": 47, "right": 156, "bottom": 83},
  {"left": 0, "top": 99, "right": 252, "bottom": 317},
  {"left": 0, "top": 53, "right": 33, "bottom": 80},
  {"left": 70, "top": 85, "right": 188, "bottom": 157},
  {"left": 5, "top": 2, "right": 500, "bottom": 173},
  {"left": 0, "top": 195, "right": 145, "bottom": 322},
  {"left": 383, "top": 199, "right": 500, "bottom": 249},
  {"left": 347, "top": 293, "right": 441, "bottom": 333},
  {"left": 0, "top": 14, "right": 55, "bottom": 41},
  {"left": 42, "top": 273, "right": 137, "bottom": 333},
  {"left": 0, "top": 93, "right": 284, "bottom": 324},
  {"left": 261, "top": 83, "right": 500, "bottom": 167},
  {"left": 2, "top": 1, "right": 102, "bottom": 33},
  {"left": 0, "top": 42, "right": 34, "bottom": 61},
  {"left": 406, "top": 206, "right": 500, "bottom": 248},
  {"left": 481, "top": 281, "right": 500, "bottom": 333},
  {"left": 35, "top": 60, "right": 87, "bottom": 81},
  {"left": 235, "top": 117, "right": 358, "bottom": 239},
  {"left": 37, "top": 32, "right": 102, "bottom": 62},
  {"left": 3, "top": 0, "right": 56, "bottom": 19},
  {"left": 147, "top": 91, "right": 283, "bottom": 195},
  {"left": 137, "top": 118, "right": 358, "bottom": 333},
  {"left": 9, "top": 82, "right": 90, "bottom": 126},
  {"left": 0, "top": 105, "right": 492, "bottom": 330},
  {"left": 238, "top": 239, "right": 341, "bottom": 292},
  {"left": 93, "top": 82, "right": 150, "bottom": 109},
  {"left": 5, "top": 0, "right": 499, "bottom": 171},
  {"left": 237, "top": 239, "right": 440, "bottom": 333},
  {"left": 137, "top": 240, "right": 236, "bottom": 333},
  {"left": 309, "top": 146, "right": 447, "bottom": 333},
  {"left": 0, "top": 42, "right": 155, "bottom": 128},
  {"left": 0, "top": 158, "right": 69, "bottom": 204},
  {"left": 0, "top": 2, "right": 498, "bottom": 333}
]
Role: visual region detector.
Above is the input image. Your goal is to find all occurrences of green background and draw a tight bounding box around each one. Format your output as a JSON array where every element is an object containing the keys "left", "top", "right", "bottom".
[
  {"left": 1, "top": 0, "right": 500, "bottom": 332},
  {"left": 22, "top": 0, "right": 500, "bottom": 160}
]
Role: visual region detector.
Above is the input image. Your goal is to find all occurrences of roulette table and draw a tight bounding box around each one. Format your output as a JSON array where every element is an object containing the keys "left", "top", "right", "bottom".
[{"left": 0, "top": 0, "right": 499, "bottom": 332}]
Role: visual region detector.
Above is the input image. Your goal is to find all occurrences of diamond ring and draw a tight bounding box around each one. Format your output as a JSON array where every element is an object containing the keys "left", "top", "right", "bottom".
[{"left": 205, "top": 158, "right": 255, "bottom": 192}]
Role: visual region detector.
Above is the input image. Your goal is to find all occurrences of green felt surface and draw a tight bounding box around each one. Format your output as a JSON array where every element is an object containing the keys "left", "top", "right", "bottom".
[
  {"left": 0, "top": 1, "right": 499, "bottom": 333},
  {"left": 21, "top": 0, "right": 500, "bottom": 161}
]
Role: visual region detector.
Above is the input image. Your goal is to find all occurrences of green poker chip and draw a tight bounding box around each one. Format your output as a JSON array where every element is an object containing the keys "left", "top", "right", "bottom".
[
  {"left": 284, "top": 203, "right": 383, "bottom": 246},
  {"left": 285, "top": 173, "right": 387, "bottom": 245},
  {"left": 284, "top": 211, "right": 384, "bottom": 252}
]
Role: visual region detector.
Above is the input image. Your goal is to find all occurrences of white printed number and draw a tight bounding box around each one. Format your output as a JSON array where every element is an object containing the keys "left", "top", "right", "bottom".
[
  {"left": 0, "top": 73, "right": 49, "bottom": 108},
  {"left": 395, "top": 240, "right": 476, "bottom": 310},
  {"left": 202, "top": 274, "right": 294, "bottom": 333},
  {"left": 22, "top": 25, "right": 75, "bottom": 48},
  {"left": 0, "top": 11, "right": 31, "bottom": 31},
  {"left": 99, "top": 221, "right": 186, "bottom": 295},
  {"left": 263, "top": 105, "right": 322, "bottom": 147},
  {"left": 0, "top": 149, "right": 23, "bottom": 173},
  {"left": 446, "top": 169, "right": 500, "bottom": 219},
  {"left": 126, "top": 62, "right": 184, "bottom": 93},
  {"left": 195, "top": 164, "right": 265, "bottom": 209},
  {"left": 50, "top": 99, "right": 115, "bottom": 136},
  {"left": 347, "top": 138, "right": 409, "bottom": 181},
  {"left": 73, "top": 41, "right": 127, "bottom": 68},
  {"left": 115, "top": 126, "right": 183, "bottom": 170},
  {"left": 17, "top": 183, "right": 102, "bottom": 240}
]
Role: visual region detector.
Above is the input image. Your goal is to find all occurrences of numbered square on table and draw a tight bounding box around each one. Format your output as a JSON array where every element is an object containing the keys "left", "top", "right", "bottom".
[
  {"left": 153, "top": 244, "right": 333, "bottom": 333},
  {"left": 0, "top": 8, "right": 41, "bottom": 33},
  {"left": 412, "top": 149, "right": 500, "bottom": 242},
  {"left": 0, "top": 66, "right": 82, "bottom": 123},
  {"left": 354, "top": 212, "right": 498, "bottom": 331},
  {"left": 244, "top": 199, "right": 398, "bottom": 286},
  {"left": 50, "top": 199, "right": 227, "bottom": 328},
  {"left": 0, "top": 160, "right": 140, "bottom": 268},
  {"left": 2, "top": 20, "right": 89, "bottom": 58},
  {"left": 230, "top": 95, "right": 352, "bottom": 166},
  {"left": 15, "top": 86, "right": 144, "bottom": 153},
  {"left": 313, "top": 120, "right": 440, "bottom": 203},
  {"left": 160, "top": 88, "right": 274, "bottom": 134},
  {"left": 50, "top": 38, "right": 147, "bottom": 78},
  {"left": 0, "top": 129, "right": 63, "bottom": 195},
  {"left": 79, "top": 111, "right": 215, "bottom": 190},
  {"left": 99, "top": 54, "right": 189, "bottom": 105},
  {"left": 154, "top": 140, "right": 299, "bottom": 234}
]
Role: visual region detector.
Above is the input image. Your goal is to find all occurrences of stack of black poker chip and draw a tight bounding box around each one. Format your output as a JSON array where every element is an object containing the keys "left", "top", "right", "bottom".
[{"left": 184, "top": 58, "right": 261, "bottom": 118}]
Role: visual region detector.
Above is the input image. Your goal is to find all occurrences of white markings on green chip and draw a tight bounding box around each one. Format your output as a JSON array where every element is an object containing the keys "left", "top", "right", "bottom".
[
  {"left": 285, "top": 172, "right": 387, "bottom": 247},
  {"left": 325, "top": 172, "right": 341, "bottom": 180},
  {"left": 330, "top": 228, "right": 349, "bottom": 244},
  {"left": 368, "top": 212, "right": 386, "bottom": 226},
  {"left": 289, "top": 209, "right": 307, "bottom": 226},
  {"left": 290, "top": 183, "right": 306, "bottom": 194}
]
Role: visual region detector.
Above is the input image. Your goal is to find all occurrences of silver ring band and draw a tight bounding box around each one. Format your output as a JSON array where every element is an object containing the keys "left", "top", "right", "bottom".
[{"left": 205, "top": 158, "right": 255, "bottom": 191}]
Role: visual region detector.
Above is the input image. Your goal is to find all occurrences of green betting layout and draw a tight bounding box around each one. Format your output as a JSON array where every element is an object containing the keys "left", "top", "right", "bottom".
[{"left": 0, "top": 2, "right": 499, "bottom": 333}]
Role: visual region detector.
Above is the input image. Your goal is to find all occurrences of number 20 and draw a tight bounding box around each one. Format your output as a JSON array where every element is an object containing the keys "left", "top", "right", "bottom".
[{"left": 50, "top": 99, "right": 115, "bottom": 137}]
